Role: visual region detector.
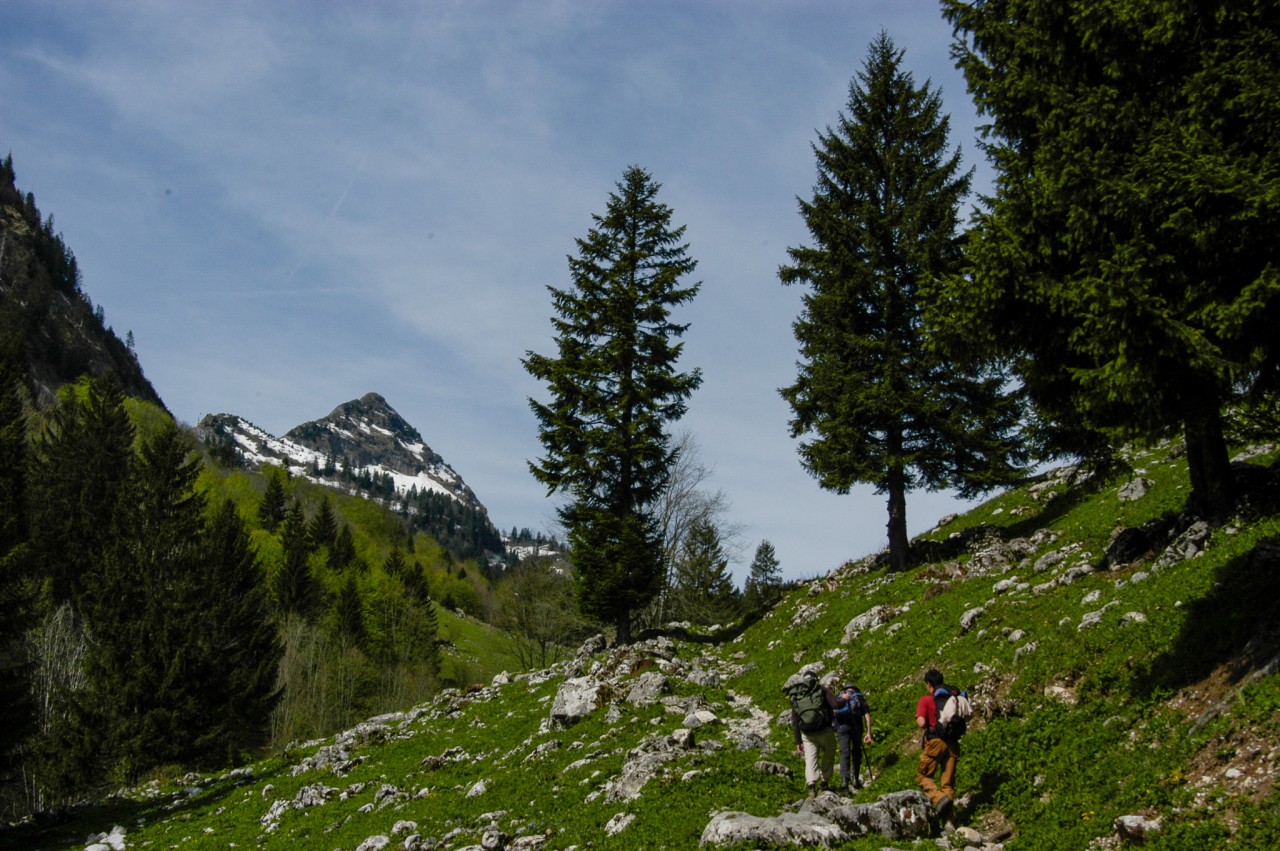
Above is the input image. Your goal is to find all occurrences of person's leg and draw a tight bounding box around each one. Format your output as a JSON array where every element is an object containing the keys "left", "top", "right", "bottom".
[
  {"left": 837, "top": 728, "right": 852, "bottom": 787},
  {"left": 915, "top": 738, "right": 947, "bottom": 806},
  {"left": 938, "top": 741, "right": 958, "bottom": 801},
  {"left": 851, "top": 733, "right": 863, "bottom": 787},
  {"left": 817, "top": 728, "right": 836, "bottom": 786},
  {"left": 802, "top": 733, "right": 821, "bottom": 790}
]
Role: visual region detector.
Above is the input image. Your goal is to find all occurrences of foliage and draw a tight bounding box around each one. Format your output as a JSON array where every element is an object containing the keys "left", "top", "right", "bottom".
[
  {"left": 490, "top": 558, "right": 588, "bottom": 670},
  {"left": 742, "top": 539, "right": 783, "bottom": 617},
  {"left": 937, "top": 0, "right": 1280, "bottom": 520},
  {"left": 524, "top": 165, "right": 702, "bottom": 642},
  {"left": 780, "top": 32, "right": 1024, "bottom": 571},
  {"left": 670, "top": 519, "right": 740, "bottom": 626}
]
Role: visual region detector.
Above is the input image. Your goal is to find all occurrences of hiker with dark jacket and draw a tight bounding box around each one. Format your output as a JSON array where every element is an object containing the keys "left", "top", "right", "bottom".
[
  {"left": 915, "top": 668, "right": 958, "bottom": 819},
  {"left": 785, "top": 669, "right": 840, "bottom": 797},
  {"left": 834, "top": 682, "right": 873, "bottom": 790}
]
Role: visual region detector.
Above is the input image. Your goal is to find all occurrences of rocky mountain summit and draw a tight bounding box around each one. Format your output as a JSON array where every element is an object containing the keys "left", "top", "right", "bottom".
[{"left": 197, "top": 392, "right": 483, "bottom": 510}]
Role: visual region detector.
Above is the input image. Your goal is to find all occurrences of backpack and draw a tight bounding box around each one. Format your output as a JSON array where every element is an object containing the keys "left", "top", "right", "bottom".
[
  {"left": 931, "top": 686, "right": 973, "bottom": 741},
  {"left": 785, "top": 676, "right": 832, "bottom": 733},
  {"left": 833, "top": 689, "right": 867, "bottom": 726}
]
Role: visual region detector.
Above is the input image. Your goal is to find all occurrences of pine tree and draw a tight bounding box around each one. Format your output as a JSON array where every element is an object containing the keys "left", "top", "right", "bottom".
[
  {"left": 257, "top": 471, "right": 287, "bottom": 533},
  {"left": 308, "top": 494, "right": 338, "bottom": 551},
  {"left": 334, "top": 573, "right": 366, "bottom": 648},
  {"left": 273, "top": 500, "right": 321, "bottom": 619},
  {"left": 939, "top": 1, "right": 1280, "bottom": 519},
  {"left": 331, "top": 523, "right": 357, "bottom": 571},
  {"left": 671, "top": 520, "right": 739, "bottom": 627},
  {"left": 780, "top": 33, "right": 1024, "bottom": 571},
  {"left": 743, "top": 539, "right": 783, "bottom": 616},
  {"left": 191, "top": 499, "right": 281, "bottom": 766},
  {"left": 83, "top": 420, "right": 208, "bottom": 779},
  {"left": 29, "top": 376, "right": 135, "bottom": 605},
  {"left": 524, "top": 165, "right": 702, "bottom": 643},
  {"left": 383, "top": 547, "right": 407, "bottom": 578}
]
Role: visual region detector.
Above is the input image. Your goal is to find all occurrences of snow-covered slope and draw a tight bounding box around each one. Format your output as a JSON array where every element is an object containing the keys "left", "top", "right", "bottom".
[{"left": 197, "top": 392, "right": 482, "bottom": 509}]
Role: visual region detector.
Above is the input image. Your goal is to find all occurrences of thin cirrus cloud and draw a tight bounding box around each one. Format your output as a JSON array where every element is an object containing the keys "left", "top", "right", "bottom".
[{"left": 3, "top": 1, "right": 991, "bottom": 579}]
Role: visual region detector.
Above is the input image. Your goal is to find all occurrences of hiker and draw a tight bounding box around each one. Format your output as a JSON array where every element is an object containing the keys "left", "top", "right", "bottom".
[
  {"left": 834, "top": 682, "right": 872, "bottom": 790},
  {"left": 915, "top": 668, "right": 958, "bottom": 819},
  {"left": 784, "top": 668, "right": 840, "bottom": 797}
]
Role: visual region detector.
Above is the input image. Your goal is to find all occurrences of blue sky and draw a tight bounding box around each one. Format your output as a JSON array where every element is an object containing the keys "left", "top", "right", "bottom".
[{"left": 2, "top": 0, "right": 995, "bottom": 582}]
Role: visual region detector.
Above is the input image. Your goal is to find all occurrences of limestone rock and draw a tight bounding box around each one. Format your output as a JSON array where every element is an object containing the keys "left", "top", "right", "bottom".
[
  {"left": 700, "top": 810, "right": 845, "bottom": 847},
  {"left": 626, "top": 671, "right": 669, "bottom": 705},
  {"left": 549, "top": 676, "right": 601, "bottom": 729}
]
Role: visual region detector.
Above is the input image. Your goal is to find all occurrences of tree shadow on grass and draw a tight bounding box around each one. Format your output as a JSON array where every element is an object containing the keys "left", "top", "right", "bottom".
[
  {"left": 1130, "top": 534, "right": 1280, "bottom": 703},
  {"left": 0, "top": 774, "right": 253, "bottom": 851}
]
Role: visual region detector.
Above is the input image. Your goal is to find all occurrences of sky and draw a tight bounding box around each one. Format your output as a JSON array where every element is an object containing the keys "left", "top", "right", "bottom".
[{"left": 2, "top": 0, "right": 998, "bottom": 583}]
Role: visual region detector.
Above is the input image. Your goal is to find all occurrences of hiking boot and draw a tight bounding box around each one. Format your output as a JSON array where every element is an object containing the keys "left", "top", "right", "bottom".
[
  {"left": 853, "top": 778, "right": 863, "bottom": 790},
  {"left": 807, "top": 783, "right": 818, "bottom": 799},
  {"left": 934, "top": 795, "right": 954, "bottom": 820}
]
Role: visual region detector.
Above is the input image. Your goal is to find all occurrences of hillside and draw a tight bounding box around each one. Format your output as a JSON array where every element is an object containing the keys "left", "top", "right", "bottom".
[
  {"left": 8, "top": 437, "right": 1278, "bottom": 850},
  {"left": 197, "top": 392, "right": 504, "bottom": 564},
  {"left": 0, "top": 157, "right": 162, "bottom": 408}
]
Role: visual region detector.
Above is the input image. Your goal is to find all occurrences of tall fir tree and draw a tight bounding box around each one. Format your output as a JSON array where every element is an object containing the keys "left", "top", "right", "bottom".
[
  {"left": 524, "top": 165, "right": 702, "bottom": 643},
  {"left": 29, "top": 376, "right": 135, "bottom": 605},
  {"left": 334, "top": 573, "right": 367, "bottom": 649},
  {"left": 273, "top": 500, "right": 322, "bottom": 620},
  {"left": 671, "top": 520, "right": 739, "bottom": 627},
  {"left": 191, "top": 499, "right": 281, "bottom": 766},
  {"left": 331, "top": 523, "right": 357, "bottom": 571},
  {"left": 308, "top": 494, "right": 338, "bottom": 551},
  {"left": 742, "top": 539, "right": 783, "bottom": 616},
  {"left": 779, "top": 33, "right": 1024, "bottom": 571},
  {"left": 257, "top": 471, "right": 287, "bottom": 533},
  {"left": 83, "top": 420, "right": 208, "bottom": 780},
  {"left": 939, "top": 0, "right": 1280, "bottom": 519}
]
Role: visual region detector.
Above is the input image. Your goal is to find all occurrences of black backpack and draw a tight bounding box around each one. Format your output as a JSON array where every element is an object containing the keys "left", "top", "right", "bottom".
[
  {"left": 785, "top": 676, "right": 831, "bottom": 733},
  {"left": 930, "top": 686, "right": 972, "bottom": 741},
  {"left": 833, "top": 689, "right": 867, "bottom": 725}
]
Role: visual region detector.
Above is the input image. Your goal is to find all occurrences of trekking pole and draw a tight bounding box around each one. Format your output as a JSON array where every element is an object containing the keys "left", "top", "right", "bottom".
[{"left": 860, "top": 738, "right": 874, "bottom": 784}]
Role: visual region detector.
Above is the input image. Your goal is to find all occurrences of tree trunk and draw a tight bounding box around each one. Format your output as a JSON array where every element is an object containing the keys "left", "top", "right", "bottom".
[
  {"left": 1184, "top": 404, "right": 1234, "bottom": 523},
  {"left": 886, "top": 465, "right": 910, "bottom": 572},
  {"left": 615, "top": 610, "right": 632, "bottom": 645}
]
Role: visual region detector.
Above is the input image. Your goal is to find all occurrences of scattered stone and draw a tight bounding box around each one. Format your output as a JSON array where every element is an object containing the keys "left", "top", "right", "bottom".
[
  {"left": 753, "top": 760, "right": 792, "bottom": 777},
  {"left": 549, "top": 677, "right": 602, "bottom": 729},
  {"left": 960, "top": 607, "right": 985, "bottom": 633},
  {"left": 392, "top": 820, "right": 418, "bottom": 835},
  {"left": 626, "top": 671, "right": 669, "bottom": 705},
  {"left": 355, "top": 836, "right": 390, "bottom": 851},
  {"left": 1117, "top": 477, "right": 1151, "bottom": 501},
  {"left": 84, "top": 825, "right": 127, "bottom": 851},
  {"left": 1120, "top": 612, "right": 1148, "bottom": 626},
  {"left": 604, "top": 812, "right": 636, "bottom": 835},
  {"left": 844, "top": 605, "right": 895, "bottom": 642},
  {"left": 1115, "top": 813, "right": 1161, "bottom": 844},
  {"left": 1044, "top": 685, "right": 1077, "bottom": 704},
  {"left": 465, "top": 779, "right": 488, "bottom": 798},
  {"left": 700, "top": 810, "right": 845, "bottom": 847}
]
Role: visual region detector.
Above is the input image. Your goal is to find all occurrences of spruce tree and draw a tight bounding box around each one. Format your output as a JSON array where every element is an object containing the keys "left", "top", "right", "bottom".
[
  {"left": 29, "top": 376, "right": 135, "bottom": 605},
  {"left": 383, "top": 547, "right": 407, "bottom": 578},
  {"left": 308, "top": 494, "right": 338, "bottom": 550},
  {"left": 192, "top": 499, "right": 281, "bottom": 765},
  {"left": 257, "top": 471, "right": 287, "bottom": 533},
  {"left": 743, "top": 539, "right": 783, "bottom": 616},
  {"left": 780, "top": 33, "right": 1024, "bottom": 571},
  {"left": 273, "top": 500, "right": 322, "bottom": 619},
  {"left": 334, "top": 573, "right": 366, "bottom": 648},
  {"left": 331, "top": 523, "right": 357, "bottom": 571},
  {"left": 84, "top": 420, "right": 207, "bottom": 779},
  {"left": 938, "top": 1, "right": 1280, "bottom": 519},
  {"left": 671, "top": 520, "right": 739, "bottom": 627},
  {"left": 524, "top": 165, "right": 703, "bottom": 643}
]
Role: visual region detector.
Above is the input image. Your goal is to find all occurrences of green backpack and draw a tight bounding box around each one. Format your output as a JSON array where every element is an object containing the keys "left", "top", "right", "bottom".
[{"left": 785, "top": 675, "right": 831, "bottom": 733}]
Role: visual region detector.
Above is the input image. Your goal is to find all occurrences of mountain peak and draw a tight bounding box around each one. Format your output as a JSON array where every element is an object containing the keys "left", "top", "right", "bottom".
[{"left": 197, "top": 393, "right": 479, "bottom": 510}]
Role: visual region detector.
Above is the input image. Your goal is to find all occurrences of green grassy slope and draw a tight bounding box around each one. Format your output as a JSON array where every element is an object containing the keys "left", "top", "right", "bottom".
[{"left": 6, "top": 440, "right": 1279, "bottom": 850}]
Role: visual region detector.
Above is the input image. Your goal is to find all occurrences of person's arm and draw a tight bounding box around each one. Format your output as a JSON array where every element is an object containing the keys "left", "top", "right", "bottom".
[
  {"left": 863, "top": 711, "right": 873, "bottom": 743},
  {"left": 792, "top": 711, "right": 802, "bottom": 752}
]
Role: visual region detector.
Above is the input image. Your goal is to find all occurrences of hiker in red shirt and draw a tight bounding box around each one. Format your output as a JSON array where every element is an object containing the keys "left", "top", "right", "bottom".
[{"left": 915, "top": 668, "right": 957, "bottom": 820}]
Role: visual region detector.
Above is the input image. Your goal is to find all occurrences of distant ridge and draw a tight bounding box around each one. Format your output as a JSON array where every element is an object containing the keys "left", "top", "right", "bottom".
[{"left": 197, "top": 392, "right": 482, "bottom": 509}]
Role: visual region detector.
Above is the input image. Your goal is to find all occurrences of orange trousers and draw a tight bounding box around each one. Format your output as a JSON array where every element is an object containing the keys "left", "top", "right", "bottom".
[{"left": 916, "top": 737, "right": 958, "bottom": 805}]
